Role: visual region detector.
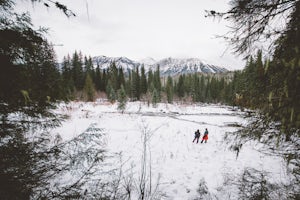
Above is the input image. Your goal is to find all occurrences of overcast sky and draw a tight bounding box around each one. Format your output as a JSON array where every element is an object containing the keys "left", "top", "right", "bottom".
[{"left": 17, "top": 0, "right": 245, "bottom": 70}]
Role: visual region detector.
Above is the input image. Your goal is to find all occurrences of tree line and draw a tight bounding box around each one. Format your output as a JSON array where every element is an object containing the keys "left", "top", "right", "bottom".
[
  {"left": 1, "top": 0, "right": 299, "bottom": 199},
  {"left": 58, "top": 51, "right": 235, "bottom": 106}
]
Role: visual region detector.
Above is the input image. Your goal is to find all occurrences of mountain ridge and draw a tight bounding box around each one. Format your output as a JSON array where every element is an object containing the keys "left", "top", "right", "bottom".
[{"left": 92, "top": 55, "right": 229, "bottom": 76}]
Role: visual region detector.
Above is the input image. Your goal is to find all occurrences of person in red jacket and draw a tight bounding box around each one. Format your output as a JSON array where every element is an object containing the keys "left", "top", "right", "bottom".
[{"left": 201, "top": 128, "right": 208, "bottom": 143}]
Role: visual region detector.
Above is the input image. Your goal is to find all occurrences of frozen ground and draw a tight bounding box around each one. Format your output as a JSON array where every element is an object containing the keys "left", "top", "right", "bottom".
[{"left": 51, "top": 101, "right": 289, "bottom": 199}]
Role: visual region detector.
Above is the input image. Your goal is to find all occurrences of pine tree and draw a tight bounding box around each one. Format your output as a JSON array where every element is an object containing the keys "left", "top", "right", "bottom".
[
  {"left": 166, "top": 76, "right": 174, "bottom": 103},
  {"left": 184, "top": 74, "right": 192, "bottom": 96},
  {"left": 118, "top": 67, "right": 125, "bottom": 91},
  {"left": 109, "top": 62, "right": 119, "bottom": 91},
  {"left": 140, "top": 65, "right": 148, "bottom": 95},
  {"left": 153, "top": 65, "right": 161, "bottom": 101},
  {"left": 106, "top": 80, "right": 116, "bottom": 103},
  {"left": 84, "top": 56, "right": 95, "bottom": 82},
  {"left": 205, "top": 78, "right": 212, "bottom": 102},
  {"left": 199, "top": 75, "right": 206, "bottom": 102},
  {"left": 152, "top": 88, "right": 159, "bottom": 107},
  {"left": 71, "top": 51, "right": 84, "bottom": 90},
  {"left": 191, "top": 74, "right": 200, "bottom": 102},
  {"left": 83, "top": 73, "right": 96, "bottom": 101},
  {"left": 0, "top": 1, "right": 72, "bottom": 198},
  {"left": 136, "top": 67, "right": 141, "bottom": 100},
  {"left": 94, "top": 64, "right": 102, "bottom": 91},
  {"left": 177, "top": 75, "right": 185, "bottom": 98},
  {"left": 117, "top": 85, "right": 127, "bottom": 113},
  {"left": 147, "top": 69, "right": 154, "bottom": 92},
  {"left": 125, "top": 70, "right": 132, "bottom": 98},
  {"left": 130, "top": 67, "right": 141, "bottom": 100},
  {"left": 61, "top": 55, "right": 75, "bottom": 99},
  {"left": 101, "top": 69, "right": 108, "bottom": 92}
]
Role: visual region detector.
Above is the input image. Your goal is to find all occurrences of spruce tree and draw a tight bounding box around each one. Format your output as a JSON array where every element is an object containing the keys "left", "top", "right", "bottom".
[
  {"left": 94, "top": 65, "right": 102, "bottom": 91},
  {"left": 71, "top": 51, "right": 84, "bottom": 90},
  {"left": 125, "top": 70, "right": 132, "bottom": 98},
  {"left": 118, "top": 67, "right": 125, "bottom": 91},
  {"left": 136, "top": 67, "right": 141, "bottom": 100},
  {"left": 117, "top": 85, "right": 127, "bottom": 113},
  {"left": 130, "top": 67, "right": 141, "bottom": 100},
  {"left": 147, "top": 69, "right": 154, "bottom": 92},
  {"left": 83, "top": 73, "right": 96, "bottom": 101},
  {"left": 84, "top": 56, "right": 95, "bottom": 82},
  {"left": 166, "top": 76, "right": 174, "bottom": 103},
  {"left": 152, "top": 88, "right": 159, "bottom": 107},
  {"left": 101, "top": 69, "right": 108, "bottom": 92},
  {"left": 106, "top": 80, "right": 116, "bottom": 103},
  {"left": 109, "top": 62, "right": 119, "bottom": 91},
  {"left": 140, "top": 65, "right": 148, "bottom": 95},
  {"left": 191, "top": 74, "right": 200, "bottom": 102},
  {"left": 177, "top": 75, "right": 185, "bottom": 98},
  {"left": 199, "top": 75, "right": 206, "bottom": 102},
  {"left": 0, "top": 1, "right": 73, "bottom": 198},
  {"left": 153, "top": 65, "right": 161, "bottom": 101},
  {"left": 61, "top": 55, "right": 75, "bottom": 99}
]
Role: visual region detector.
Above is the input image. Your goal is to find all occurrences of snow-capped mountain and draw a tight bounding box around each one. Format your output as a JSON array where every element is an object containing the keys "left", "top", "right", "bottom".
[
  {"left": 138, "top": 57, "right": 157, "bottom": 66},
  {"left": 92, "top": 55, "right": 138, "bottom": 72},
  {"left": 92, "top": 55, "right": 229, "bottom": 76},
  {"left": 147, "top": 57, "right": 228, "bottom": 76}
]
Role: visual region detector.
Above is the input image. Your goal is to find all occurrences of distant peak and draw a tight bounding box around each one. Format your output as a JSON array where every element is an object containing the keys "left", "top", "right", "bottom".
[
  {"left": 92, "top": 55, "right": 230, "bottom": 76},
  {"left": 139, "top": 57, "right": 157, "bottom": 65}
]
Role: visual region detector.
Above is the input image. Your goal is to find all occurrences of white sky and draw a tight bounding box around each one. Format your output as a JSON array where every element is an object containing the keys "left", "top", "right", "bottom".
[{"left": 16, "top": 0, "right": 245, "bottom": 70}]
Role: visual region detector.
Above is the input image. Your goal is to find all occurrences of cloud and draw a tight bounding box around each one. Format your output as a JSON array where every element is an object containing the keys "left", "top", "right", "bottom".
[{"left": 15, "top": 0, "right": 245, "bottom": 69}]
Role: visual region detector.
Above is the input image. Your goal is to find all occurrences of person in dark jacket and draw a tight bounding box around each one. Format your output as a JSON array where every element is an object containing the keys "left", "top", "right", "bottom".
[
  {"left": 201, "top": 128, "right": 209, "bottom": 143},
  {"left": 192, "top": 129, "right": 201, "bottom": 143}
]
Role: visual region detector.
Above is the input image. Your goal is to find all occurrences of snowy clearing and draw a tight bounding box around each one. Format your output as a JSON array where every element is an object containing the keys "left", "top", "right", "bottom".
[{"left": 51, "top": 101, "right": 289, "bottom": 199}]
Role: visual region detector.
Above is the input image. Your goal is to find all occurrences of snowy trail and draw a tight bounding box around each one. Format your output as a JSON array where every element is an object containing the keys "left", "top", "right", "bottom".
[{"left": 52, "top": 102, "right": 288, "bottom": 200}]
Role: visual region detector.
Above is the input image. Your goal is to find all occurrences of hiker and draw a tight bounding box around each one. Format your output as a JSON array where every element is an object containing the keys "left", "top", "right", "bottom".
[
  {"left": 192, "top": 129, "right": 201, "bottom": 143},
  {"left": 201, "top": 128, "right": 209, "bottom": 143}
]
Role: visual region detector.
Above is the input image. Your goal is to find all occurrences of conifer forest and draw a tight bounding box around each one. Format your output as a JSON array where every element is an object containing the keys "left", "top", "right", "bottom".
[{"left": 1, "top": 0, "right": 299, "bottom": 199}]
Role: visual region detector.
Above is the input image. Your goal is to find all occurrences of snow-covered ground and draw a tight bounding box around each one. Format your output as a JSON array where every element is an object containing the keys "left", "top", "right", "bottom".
[{"left": 51, "top": 101, "right": 289, "bottom": 199}]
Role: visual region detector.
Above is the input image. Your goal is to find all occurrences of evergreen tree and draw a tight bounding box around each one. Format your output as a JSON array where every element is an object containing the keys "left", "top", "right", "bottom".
[
  {"left": 106, "top": 80, "right": 116, "bottom": 103},
  {"left": 140, "top": 65, "right": 148, "bottom": 95},
  {"left": 117, "top": 85, "right": 127, "bottom": 113},
  {"left": 101, "top": 69, "right": 108, "bottom": 92},
  {"left": 0, "top": 1, "right": 73, "bottom": 198},
  {"left": 94, "top": 64, "right": 102, "bottom": 91},
  {"left": 71, "top": 51, "right": 84, "bottom": 90},
  {"left": 83, "top": 73, "right": 96, "bottom": 101},
  {"left": 191, "top": 74, "right": 201, "bottom": 102},
  {"left": 147, "top": 69, "right": 154, "bottom": 92},
  {"left": 84, "top": 56, "right": 95, "bottom": 81},
  {"left": 136, "top": 67, "right": 141, "bottom": 99},
  {"left": 130, "top": 67, "right": 141, "bottom": 100},
  {"left": 210, "top": 76, "right": 218, "bottom": 102},
  {"left": 109, "top": 62, "right": 119, "bottom": 91},
  {"left": 205, "top": 78, "right": 212, "bottom": 102},
  {"left": 125, "top": 70, "right": 132, "bottom": 98},
  {"left": 199, "top": 75, "right": 206, "bottom": 102},
  {"left": 152, "top": 88, "right": 159, "bottom": 107},
  {"left": 153, "top": 65, "right": 161, "bottom": 101},
  {"left": 118, "top": 67, "right": 125, "bottom": 91},
  {"left": 184, "top": 74, "right": 192, "bottom": 96},
  {"left": 177, "top": 75, "right": 185, "bottom": 98},
  {"left": 207, "top": 0, "right": 298, "bottom": 55},
  {"left": 166, "top": 76, "right": 174, "bottom": 103},
  {"left": 61, "top": 55, "right": 75, "bottom": 99}
]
